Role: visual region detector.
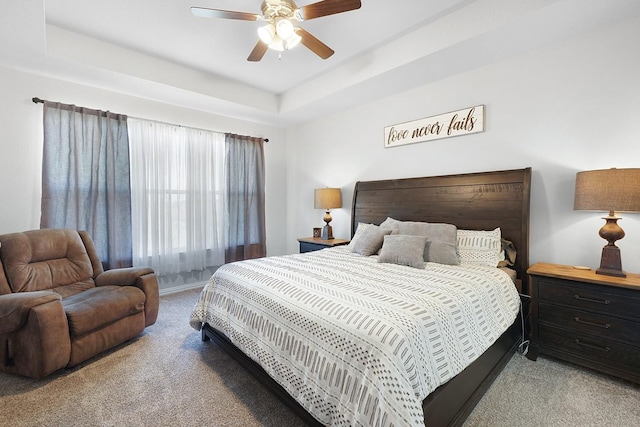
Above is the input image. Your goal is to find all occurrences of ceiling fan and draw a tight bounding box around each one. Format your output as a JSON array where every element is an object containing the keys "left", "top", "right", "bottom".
[{"left": 191, "top": 0, "right": 362, "bottom": 61}]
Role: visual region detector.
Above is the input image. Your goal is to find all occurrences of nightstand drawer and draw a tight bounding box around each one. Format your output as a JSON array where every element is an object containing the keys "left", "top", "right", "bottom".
[
  {"left": 298, "top": 237, "right": 350, "bottom": 253},
  {"left": 539, "top": 303, "right": 640, "bottom": 343},
  {"left": 300, "top": 241, "right": 324, "bottom": 253},
  {"left": 539, "top": 324, "right": 640, "bottom": 373},
  {"left": 538, "top": 279, "right": 640, "bottom": 320}
]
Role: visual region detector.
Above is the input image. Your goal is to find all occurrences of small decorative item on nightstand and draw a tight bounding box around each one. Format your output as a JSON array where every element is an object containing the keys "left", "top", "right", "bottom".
[
  {"left": 527, "top": 262, "right": 640, "bottom": 384},
  {"left": 298, "top": 237, "right": 349, "bottom": 253},
  {"left": 313, "top": 227, "right": 321, "bottom": 238}
]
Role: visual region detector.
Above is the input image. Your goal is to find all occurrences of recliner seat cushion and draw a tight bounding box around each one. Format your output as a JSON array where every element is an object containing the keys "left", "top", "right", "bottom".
[
  {"left": 62, "top": 286, "right": 146, "bottom": 337},
  {"left": 53, "top": 280, "right": 96, "bottom": 299}
]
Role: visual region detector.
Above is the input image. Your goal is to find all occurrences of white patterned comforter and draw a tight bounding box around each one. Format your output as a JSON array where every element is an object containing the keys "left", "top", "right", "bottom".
[{"left": 190, "top": 246, "right": 520, "bottom": 426}]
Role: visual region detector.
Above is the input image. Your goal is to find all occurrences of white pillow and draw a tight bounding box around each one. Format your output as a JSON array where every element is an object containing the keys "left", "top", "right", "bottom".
[{"left": 456, "top": 227, "right": 504, "bottom": 267}]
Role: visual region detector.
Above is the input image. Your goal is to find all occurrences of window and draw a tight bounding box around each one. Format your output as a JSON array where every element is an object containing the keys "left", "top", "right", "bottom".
[{"left": 128, "top": 118, "right": 226, "bottom": 275}]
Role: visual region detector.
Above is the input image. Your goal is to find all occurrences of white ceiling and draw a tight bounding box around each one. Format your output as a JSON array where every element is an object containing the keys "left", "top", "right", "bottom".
[
  {"left": 43, "top": 0, "right": 467, "bottom": 94},
  {"left": 2, "top": 0, "right": 640, "bottom": 126}
]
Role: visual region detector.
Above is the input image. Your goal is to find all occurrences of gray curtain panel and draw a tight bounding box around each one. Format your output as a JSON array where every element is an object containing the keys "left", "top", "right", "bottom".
[
  {"left": 224, "top": 134, "right": 266, "bottom": 262},
  {"left": 41, "top": 101, "right": 132, "bottom": 269}
]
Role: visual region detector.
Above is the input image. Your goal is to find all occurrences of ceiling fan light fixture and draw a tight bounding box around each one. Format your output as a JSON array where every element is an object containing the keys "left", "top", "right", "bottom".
[
  {"left": 192, "top": 0, "right": 363, "bottom": 61},
  {"left": 275, "top": 18, "right": 294, "bottom": 40},
  {"left": 258, "top": 23, "right": 275, "bottom": 44},
  {"left": 268, "top": 35, "right": 285, "bottom": 52},
  {"left": 285, "top": 31, "right": 302, "bottom": 50}
]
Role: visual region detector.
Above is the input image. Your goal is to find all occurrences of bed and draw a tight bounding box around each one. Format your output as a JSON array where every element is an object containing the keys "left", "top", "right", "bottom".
[{"left": 190, "top": 167, "right": 531, "bottom": 426}]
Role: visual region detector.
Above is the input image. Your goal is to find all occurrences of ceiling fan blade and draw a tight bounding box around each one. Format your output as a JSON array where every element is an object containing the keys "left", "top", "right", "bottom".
[
  {"left": 300, "top": 0, "right": 361, "bottom": 20},
  {"left": 296, "top": 28, "right": 334, "bottom": 59},
  {"left": 247, "top": 40, "right": 269, "bottom": 62},
  {"left": 191, "top": 7, "right": 260, "bottom": 21}
]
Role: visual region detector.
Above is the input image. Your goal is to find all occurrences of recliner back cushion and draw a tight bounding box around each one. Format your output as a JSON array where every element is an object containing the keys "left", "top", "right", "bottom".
[{"left": 0, "top": 229, "right": 94, "bottom": 293}]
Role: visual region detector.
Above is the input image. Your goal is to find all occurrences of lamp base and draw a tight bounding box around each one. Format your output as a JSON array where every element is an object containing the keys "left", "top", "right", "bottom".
[
  {"left": 596, "top": 245, "right": 626, "bottom": 278},
  {"left": 321, "top": 225, "right": 334, "bottom": 240}
]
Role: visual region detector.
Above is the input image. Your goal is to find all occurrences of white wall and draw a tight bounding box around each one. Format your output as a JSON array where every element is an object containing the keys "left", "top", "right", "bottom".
[
  {"left": 0, "top": 66, "right": 288, "bottom": 292},
  {"left": 285, "top": 15, "right": 640, "bottom": 274}
]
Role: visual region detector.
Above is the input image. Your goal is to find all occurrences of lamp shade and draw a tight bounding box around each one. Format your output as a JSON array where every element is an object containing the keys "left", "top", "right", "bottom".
[
  {"left": 574, "top": 168, "right": 640, "bottom": 213},
  {"left": 285, "top": 31, "right": 302, "bottom": 50},
  {"left": 258, "top": 24, "right": 275, "bottom": 44},
  {"left": 275, "top": 18, "right": 294, "bottom": 39},
  {"left": 314, "top": 188, "right": 342, "bottom": 210}
]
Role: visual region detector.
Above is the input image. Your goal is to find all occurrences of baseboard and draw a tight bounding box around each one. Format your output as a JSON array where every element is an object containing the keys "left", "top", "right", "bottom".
[{"left": 159, "top": 281, "right": 207, "bottom": 296}]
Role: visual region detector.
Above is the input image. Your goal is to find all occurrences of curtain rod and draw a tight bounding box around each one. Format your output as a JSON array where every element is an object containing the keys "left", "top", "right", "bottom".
[{"left": 32, "top": 97, "right": 269, "bottom": 142}]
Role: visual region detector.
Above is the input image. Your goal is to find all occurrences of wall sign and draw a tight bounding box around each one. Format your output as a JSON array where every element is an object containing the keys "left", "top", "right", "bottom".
[{"left": 384, "top": 105, "right": 485, "bottom": 148}]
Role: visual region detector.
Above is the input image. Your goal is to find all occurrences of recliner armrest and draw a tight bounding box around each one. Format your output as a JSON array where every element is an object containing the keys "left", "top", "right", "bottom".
[
  {"left": 95, "top": 267, "right": 159, "bottom": 327},
  {"left": 0, "top": 291, "right": 62, "bottom": 335},
  {"left": 95, "top": 267, "right": 155, "bottom": 287}
]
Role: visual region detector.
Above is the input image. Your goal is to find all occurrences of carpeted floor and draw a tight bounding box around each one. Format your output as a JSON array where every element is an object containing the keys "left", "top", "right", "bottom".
[{"left": 1, "top": 288, "right": 639, "bottom": 426}]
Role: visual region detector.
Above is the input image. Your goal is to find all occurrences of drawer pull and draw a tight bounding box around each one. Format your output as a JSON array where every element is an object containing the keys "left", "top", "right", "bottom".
[
  {"left": 575, "top": 339, "right": 610, "bottom": 352},
  {"left": 574, "top": 294, "right": 610, "bottom": 305},
  {"left": 574, "top": 317, "right": 610, "bottom": 329}
]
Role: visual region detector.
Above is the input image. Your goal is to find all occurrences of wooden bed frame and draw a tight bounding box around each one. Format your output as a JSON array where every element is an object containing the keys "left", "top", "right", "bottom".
[{"left": 202, "top": 167, "right": 532, "bottom": 426}]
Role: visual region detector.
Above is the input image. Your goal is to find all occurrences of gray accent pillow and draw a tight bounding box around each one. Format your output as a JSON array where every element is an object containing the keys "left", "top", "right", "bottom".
[
  {"left": 379, "top": 217, "right": 401, "bottom": 233},
  {"left": 378, "top": 234, "right": 428, "bottom": 269},
  {"left": 347, "top": 222, "right": 372, "bottom": 250},
  {"left": 396, "top": 222, "right": 459, "bottom": 265},
  {"left": 350, "top": 225, "right": 392, "bottom": 256}
]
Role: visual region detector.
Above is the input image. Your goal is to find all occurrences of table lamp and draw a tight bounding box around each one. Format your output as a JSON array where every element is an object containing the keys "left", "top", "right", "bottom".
[
  {"left": 314, "top": 188, "right": 342, "bottom": 240},
  {"left": 574, "top": 168, "right": 640, "bottom": 277}
]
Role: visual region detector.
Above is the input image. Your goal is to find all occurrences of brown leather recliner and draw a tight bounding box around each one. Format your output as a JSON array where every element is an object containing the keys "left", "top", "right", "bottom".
[{"left": 0, "top": 229, "right": 159, "bottom": 378}]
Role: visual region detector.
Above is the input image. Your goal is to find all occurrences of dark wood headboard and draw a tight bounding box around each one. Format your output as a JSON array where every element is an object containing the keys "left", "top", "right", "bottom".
[{"left": 351, "top": 168, "right": 532, "bottom": 291}]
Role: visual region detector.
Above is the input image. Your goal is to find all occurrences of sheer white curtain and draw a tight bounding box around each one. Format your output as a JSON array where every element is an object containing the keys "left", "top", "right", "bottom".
[{"left": 128, "top": 118, "right": 226, "bottom": 275}]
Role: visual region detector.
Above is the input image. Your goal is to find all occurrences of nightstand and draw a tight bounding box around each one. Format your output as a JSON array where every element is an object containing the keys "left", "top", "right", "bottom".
[
  {"left": 297, "top": 237, "right": 350, "bottom": 253},
  {"left": 527, "top": 262, "right": 640, "bottom": 383}
]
